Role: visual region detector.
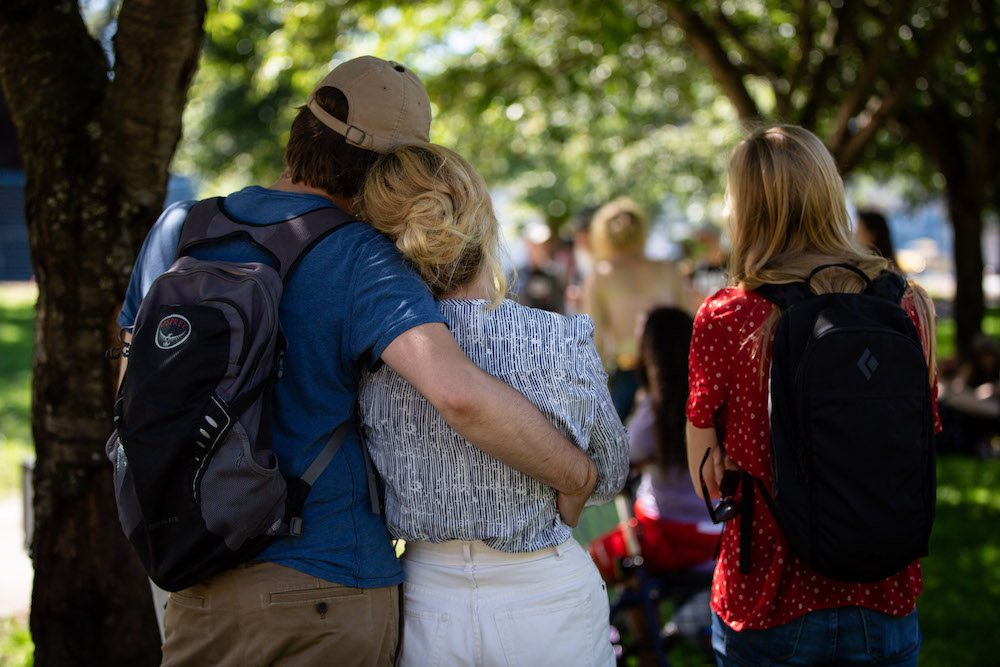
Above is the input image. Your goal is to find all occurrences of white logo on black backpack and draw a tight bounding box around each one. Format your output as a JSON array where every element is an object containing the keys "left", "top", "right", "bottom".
[{"left": 155, "top": 314, "right": 191, "bottom": 349}]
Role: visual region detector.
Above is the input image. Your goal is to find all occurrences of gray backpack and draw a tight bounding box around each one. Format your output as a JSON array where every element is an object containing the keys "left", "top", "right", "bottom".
[{"left": 106, "top": 197, "right": 353, "bottom": 591}]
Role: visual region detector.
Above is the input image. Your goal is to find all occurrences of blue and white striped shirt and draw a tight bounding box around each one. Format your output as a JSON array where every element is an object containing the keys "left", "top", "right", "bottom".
[{"left": 359, "top": 299, "right": 630, "bottom": 553}]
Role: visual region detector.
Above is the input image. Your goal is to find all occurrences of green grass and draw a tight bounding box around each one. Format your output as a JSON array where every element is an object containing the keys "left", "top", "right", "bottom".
[
  {"left": 0, "top": 283, "right": 35, "bottom": 499},
  {"left": 935, "top": 304, "right": 1000, "bottom": 361},
  {"left": 0, "top": 617, "right": 32, "bottom": 667},
  {"left": 918, "top": 455, "right": 1000, "bottom": 666}
]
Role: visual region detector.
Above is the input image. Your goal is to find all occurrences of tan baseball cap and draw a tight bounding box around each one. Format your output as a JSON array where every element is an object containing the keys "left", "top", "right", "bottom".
[{"left": 307, "top": 56, "right": 431, "bottom": 154}]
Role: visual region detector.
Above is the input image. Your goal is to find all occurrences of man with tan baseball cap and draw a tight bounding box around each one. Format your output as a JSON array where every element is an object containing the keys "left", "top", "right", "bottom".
[
  {"left": 117, "top": 55, "right": 597, "bottom": 665},
  {"left": 306, "top": 55, "right": 431, "bottom": 154}
]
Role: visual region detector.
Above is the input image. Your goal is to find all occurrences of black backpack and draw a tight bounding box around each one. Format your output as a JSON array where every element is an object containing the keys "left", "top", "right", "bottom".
[
  {"left": 106, "top": 198, "right": 354, "bottom": 592},
  {"left": 743, "top": 263, "right": 936, "bottom": 582}
]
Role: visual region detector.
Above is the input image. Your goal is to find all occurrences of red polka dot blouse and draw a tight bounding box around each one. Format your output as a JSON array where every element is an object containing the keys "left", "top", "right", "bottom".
[{"left": 686, "top": 287, "right": 940, "bottom": 631}]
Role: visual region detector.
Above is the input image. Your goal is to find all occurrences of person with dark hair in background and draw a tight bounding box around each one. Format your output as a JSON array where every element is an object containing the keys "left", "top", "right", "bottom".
[
  {"left": 856, "top": 208, "right": 899, "bottom": 270},
  {"left": 114, "top": 56, "right": 597, "bottom": 666},
  {"left": 590, "top": 307, "right": 720, "bottom": 581},
  {"left": 562, "top": 205, "right": 598, "bottom": 315}
]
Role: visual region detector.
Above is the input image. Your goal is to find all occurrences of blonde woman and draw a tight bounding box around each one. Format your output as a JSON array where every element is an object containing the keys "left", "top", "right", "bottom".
[
  {"left": 686, "top": 125, "right": 939, "bottom": 666},
  {"left": 357, "top": 143, "right": 628, "bottom": 667},
  {"left": 581, "top": 196, "right": 690, "bottom": 419}
]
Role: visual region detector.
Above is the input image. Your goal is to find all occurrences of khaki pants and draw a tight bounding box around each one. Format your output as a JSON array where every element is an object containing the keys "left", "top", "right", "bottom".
[{"left": 161, "top": 561, "right": 400, "bottom": 667}]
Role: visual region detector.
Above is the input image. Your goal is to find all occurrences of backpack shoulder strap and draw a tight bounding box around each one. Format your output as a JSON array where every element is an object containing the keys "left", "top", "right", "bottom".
[
  {"left": 737, "top": 470, "right": 781, "bottom": 575},
  {"left": 865, "top": 270, "right": 908, "bottom": 304},
  {"left": 753, "top": 282, "right": 812, "bottom": 310},
  {"left": 286, "top": 419, "right": 353, "bottom": 537},
  {"left": 176, "top": 198, "right": 356, "bottom": 281},
  {"left": 175, "top": 197, "right": 227, "bottom": 259}
]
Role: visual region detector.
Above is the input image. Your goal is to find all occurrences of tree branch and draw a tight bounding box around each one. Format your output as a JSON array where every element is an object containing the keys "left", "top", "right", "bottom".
[
  {"left": 104, "top": 0, "right": 206, "bottom": 213},
  {"left": 710, "top": 9, "right": 774, "bottom": 78},
  {"left": 786, "top": 0, "right": 813, "bottom": 95},
  {"left": 828, "top": 0, "right": 911, "bottom": 151},
  {"left": 836, "top": 0, "right": 972, "bottom": 171},
  {"left": 659, "top": 0, "right": 760, "bottom": 119},
  {"left": 799, "top": 0, "right": 857, "bottom": 129},
  {"left": 0, "top": 0, "right": 109, "bottom": 168}
]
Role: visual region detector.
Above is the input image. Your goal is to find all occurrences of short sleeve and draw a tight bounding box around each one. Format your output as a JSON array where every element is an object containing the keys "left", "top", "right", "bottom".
[
  {"left": 686, "top": 291, "right": 732, "bottom": 429},
  {"left": 345, "top": 233, "right": 444, "bottom": 367},
  {"left": 576, "top": 317, "right": 630, "bottom": 504},
  {"left": 117, "top": 200, "right": 194, "bottom": 328}
]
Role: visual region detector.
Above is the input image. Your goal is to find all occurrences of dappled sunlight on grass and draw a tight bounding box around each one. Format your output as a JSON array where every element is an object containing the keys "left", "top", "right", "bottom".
[{"left": 919, "top": 456, "right": 1000, "bottom": 666}]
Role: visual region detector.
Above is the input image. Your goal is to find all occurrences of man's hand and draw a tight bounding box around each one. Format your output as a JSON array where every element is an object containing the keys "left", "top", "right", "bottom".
[{"left": 556, "top": 457, "right": 598, "bottom": 527}]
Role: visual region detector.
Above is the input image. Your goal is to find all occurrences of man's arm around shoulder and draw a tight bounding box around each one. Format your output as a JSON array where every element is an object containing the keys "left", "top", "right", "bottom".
[{"left": 380, "top": 322, "right": 597, "bottom": 525}]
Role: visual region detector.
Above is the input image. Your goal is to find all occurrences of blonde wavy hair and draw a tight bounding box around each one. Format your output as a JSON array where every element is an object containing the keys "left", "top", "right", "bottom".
[
  {"left": 726, "top": 125, "right": 935, "bottom": 381},
  {"left": 590, "top": 196, "right": 649, "bottom": 260},
  {"left": 726, "top": 125, "right": 887, "bottom": 292},
  {"left": 357, "top": 143, "right": 508, "bottom": 309}
]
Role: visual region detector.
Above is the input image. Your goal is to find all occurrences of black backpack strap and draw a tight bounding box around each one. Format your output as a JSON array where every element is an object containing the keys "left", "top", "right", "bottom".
[
  {"left": 807, "top": 263, "right": 872, "bottom": 290},
  {"left": 175, "top": 197, "right": 226, "bottom": 260},
  {"left": 754, "top": 264, "right": 901, "bottom": 310},
  {"left": 176, "top": 198, "right": 356, "bottom": 281},
  {"left": 737, "top": 471, "right": 781, "bottom": 575},
  {"left": 865, "top": 270, "right": 908, "bottom": 303},
  {"left": 753, "top": 282, "right": 812, "bottom": 310},
  {"left": 361, "top": 442, "right": 383, "bottom": 515},
  {"left": 285, "top": 419, "right": 352, "bottom": 537}
]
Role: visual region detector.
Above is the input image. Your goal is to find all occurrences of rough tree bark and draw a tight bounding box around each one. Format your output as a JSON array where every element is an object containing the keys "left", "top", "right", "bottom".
[{"left": 0, "top": 1, "right": 205, "bottom": 664}]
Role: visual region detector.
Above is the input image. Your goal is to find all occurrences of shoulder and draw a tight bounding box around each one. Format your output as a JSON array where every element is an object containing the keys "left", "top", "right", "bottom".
[
  {"left": 452, "top": 301, "right": 596, "bottom": 342},
  {"left": 901, "top": 280, "right": 934, "bottom": 316},
  {"left": 695, "top": 287, "right": 773, "bottom": 324},
  {"left": 152, "top": 199, "right": 197, "bottom": 242},
  {"left": 306, "top": 217, "right": 400, "bottom": 264},
  {"left": 515, "top": 301, "right": 595, "bottom": 339}
]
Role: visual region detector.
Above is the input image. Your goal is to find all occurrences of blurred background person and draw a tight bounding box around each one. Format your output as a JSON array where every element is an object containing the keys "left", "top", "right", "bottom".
[
  {"left": 589, "top": 305, "right": 719, "bottom": 572},
  {"left": 684, "top": 223, "right": 730, "bottom": 311},
  {"left": 514, "top": 220, "right": 566, "bottom": 313},
  {"left": 589, "top": 307, "right": 718, "bottom": 664},
  {"left": 562, "top": 205, "right": 598, "bottom": 315},
  {"left": 856, "top": 208, "right": 899, "bottom": 271},
  {"left": 582, "top": 196, "right": 691, "bottom": 419}
]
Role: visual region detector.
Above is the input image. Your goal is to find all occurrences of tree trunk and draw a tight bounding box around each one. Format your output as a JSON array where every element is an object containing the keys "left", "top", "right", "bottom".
[
  {"left": 899, "top": 94, "right": 986, "bottom": 362},
  {"left": 949, "top": 193, "right": 985, "bottom": 357},
  {"left": 0, "top": 1, "right": 204, "bottom": 664}
]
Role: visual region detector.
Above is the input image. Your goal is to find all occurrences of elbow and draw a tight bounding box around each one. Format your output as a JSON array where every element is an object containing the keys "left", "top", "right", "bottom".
[{"left": 431, "top": 385, "right": 480, "bottom": 427}]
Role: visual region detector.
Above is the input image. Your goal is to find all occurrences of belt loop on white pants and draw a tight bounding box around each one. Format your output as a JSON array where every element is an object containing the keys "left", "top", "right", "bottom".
[{"left": 553, "top": 540, "right": 568, "bottom": 560}]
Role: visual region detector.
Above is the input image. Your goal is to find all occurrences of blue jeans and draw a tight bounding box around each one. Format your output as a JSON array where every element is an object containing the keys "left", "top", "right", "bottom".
[{"left": 712, "top": 607, "right": 920, "bottom": 666}]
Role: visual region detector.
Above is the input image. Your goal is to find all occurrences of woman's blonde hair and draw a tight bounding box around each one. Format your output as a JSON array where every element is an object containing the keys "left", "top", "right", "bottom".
[
  {"left": 590, "top": 196, "right": 649, "bottom": 260},
  {"left": 724, "top": 125, "right": 934, "bottom": 381},
  {"left": 357, "top": 142, "right": 508, "bottom": 308},
  {"left": 725, "top": 125, "right": 887, "bottom": 294}
]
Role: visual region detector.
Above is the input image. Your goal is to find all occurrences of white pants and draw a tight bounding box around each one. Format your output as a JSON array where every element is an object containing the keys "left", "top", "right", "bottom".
[{"left": 399, "top": 538, "right": 615, "bottom": 667}]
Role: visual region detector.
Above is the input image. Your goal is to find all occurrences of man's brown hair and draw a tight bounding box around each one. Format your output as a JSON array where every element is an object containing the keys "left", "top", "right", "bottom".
[{"left": 284, "top": 86, "right": 379, "bottom": 200}]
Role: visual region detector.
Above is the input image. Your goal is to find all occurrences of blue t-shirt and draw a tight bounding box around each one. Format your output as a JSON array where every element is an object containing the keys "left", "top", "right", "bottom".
[{"left": 119, "top": 186, "right": 445, "bottom": 588}]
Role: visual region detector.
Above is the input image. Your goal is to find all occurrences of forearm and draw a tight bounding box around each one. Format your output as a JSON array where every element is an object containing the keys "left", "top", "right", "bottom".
[
  {"left": 381, "top": 323, "right": 592, "bottom": 493},
  {"left": 686, "top": 421, "right": 718, "bottom": 499},
  {"left": 441, "top": 367, "right": 593, "bottom": 492}
]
